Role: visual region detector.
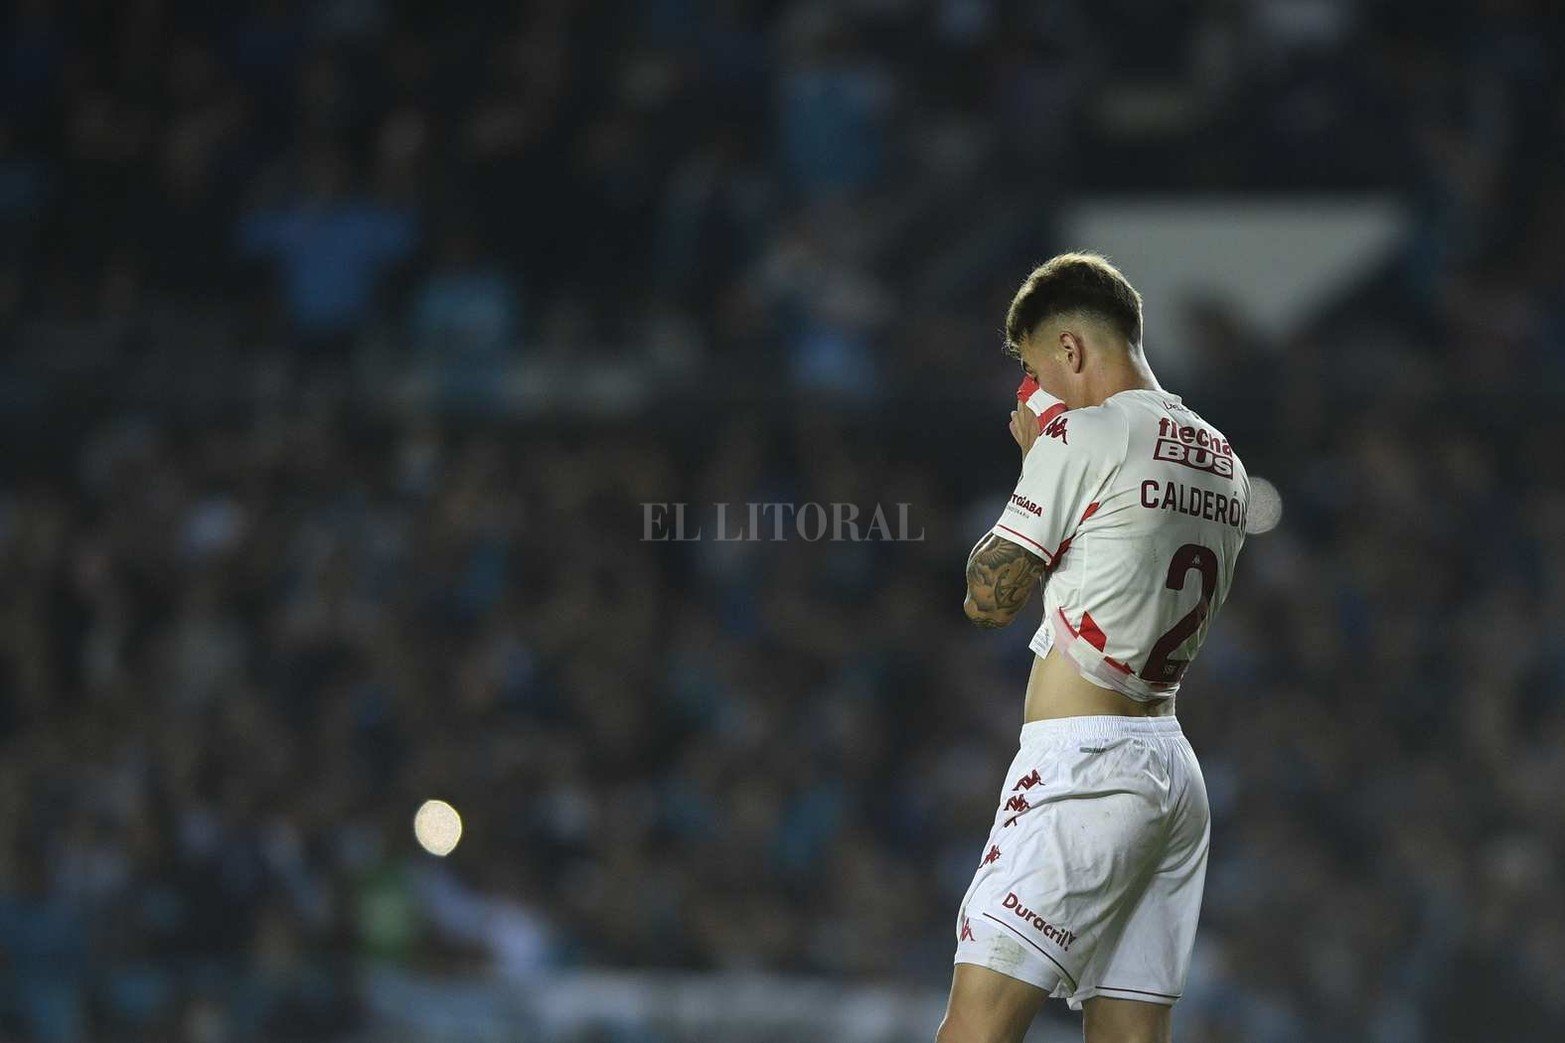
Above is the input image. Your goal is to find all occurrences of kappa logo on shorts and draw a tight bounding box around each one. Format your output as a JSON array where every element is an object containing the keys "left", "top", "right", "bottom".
[
  {"left": 1002, "top": 794, "right": 1030, "bottom": 827},
  {"left": 980, "top": 844, "right": 1002, "bottom": 867},
  {"left": 1002, "top": 892, "right": 1078, "bottom": 951},
  {"left": 1011, "top": 769, "right": 1042, "bottom": 792}
]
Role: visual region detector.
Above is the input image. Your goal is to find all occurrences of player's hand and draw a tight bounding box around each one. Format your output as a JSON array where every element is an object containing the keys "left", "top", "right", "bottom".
[{"left": 1009, "top": 397, "right": 1039, "bottom": 459}]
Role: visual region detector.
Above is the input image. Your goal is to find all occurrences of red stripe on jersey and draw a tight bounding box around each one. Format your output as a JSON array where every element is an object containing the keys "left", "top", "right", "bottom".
[
  {"left": 1058, "top": 611, "right": 1132, "bottom": 673},
  {"left": 994, "top": 524, "right": 1052, "bottom": 563},
  {"left": 1078, "top": 611, "right": 1107, "bottom": 651},
  {"left": 1042, "top": 501, "right": 1101, "bottom": 569}
]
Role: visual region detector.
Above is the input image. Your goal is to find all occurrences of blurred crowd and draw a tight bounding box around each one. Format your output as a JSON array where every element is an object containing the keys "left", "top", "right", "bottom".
[{"left": 3, "top": 0, "right": 1565, "bottom": 1041}]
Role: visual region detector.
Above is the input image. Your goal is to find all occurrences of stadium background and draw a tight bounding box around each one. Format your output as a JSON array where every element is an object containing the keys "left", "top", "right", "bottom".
[{"left": 3, "top": 1, "right": 1564, "bottom": 1040}]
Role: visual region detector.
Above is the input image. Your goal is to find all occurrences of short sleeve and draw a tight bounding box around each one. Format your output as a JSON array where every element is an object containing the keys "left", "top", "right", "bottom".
[{"left": 990, "top": 407, "right": 1124, "bottom": 568}]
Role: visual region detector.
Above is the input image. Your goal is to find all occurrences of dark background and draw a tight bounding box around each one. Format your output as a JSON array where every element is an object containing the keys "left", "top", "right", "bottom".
[{"left": 3, "top": 1, "right": 1565, "bottom": 1040}]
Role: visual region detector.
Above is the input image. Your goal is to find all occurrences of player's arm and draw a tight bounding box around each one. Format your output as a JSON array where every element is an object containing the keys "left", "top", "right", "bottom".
[
  {"left": 961, "top": 380, "right": 1063, "bottom": 627},
  {"left": 964, "top": 532, "right": 1046, "bottom": 628},
  {"left": 964, "top": 403, "right": 1122, "bottom": 628}
]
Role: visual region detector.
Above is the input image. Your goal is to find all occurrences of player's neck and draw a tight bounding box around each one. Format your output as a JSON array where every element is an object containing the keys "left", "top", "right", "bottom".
[{"left": 1083, "top": 353, "right": 1163, "bottom": 407}]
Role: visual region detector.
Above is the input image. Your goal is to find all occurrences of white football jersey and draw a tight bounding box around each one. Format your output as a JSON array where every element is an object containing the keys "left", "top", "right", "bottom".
[{"left": 992, "top": 387, "right": 1249, "bottom": 701}]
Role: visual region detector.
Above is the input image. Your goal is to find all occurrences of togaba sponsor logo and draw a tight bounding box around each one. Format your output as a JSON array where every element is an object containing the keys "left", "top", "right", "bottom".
[
  {"left": 1009, "top": 493, "right": 1044, "bottom": 517},
  {"left": 1002, "top": 892, "right": 1078, "bottom": 951}
]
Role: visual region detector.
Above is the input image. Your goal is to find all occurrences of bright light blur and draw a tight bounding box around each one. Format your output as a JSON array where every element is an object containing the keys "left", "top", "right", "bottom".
[
  {"left": 1248, "top": 476, "right": 1283, "bottom": 535},
  {"left": 414, "top": 799, "right": 463, "bottom": 857}
]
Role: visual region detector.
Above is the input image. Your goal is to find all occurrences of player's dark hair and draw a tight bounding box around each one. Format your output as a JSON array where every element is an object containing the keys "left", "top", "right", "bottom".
[{"left": 1004, "top": 253, "right": 1143, "bottom": 358}]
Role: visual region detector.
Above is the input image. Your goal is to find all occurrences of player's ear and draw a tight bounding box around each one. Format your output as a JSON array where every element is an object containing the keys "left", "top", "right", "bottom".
[{"left": 1059, "top": 331, "right": 1085, "bottom": 373}]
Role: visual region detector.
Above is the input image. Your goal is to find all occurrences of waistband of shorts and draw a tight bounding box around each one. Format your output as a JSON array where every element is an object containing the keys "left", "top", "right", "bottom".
[{"left": 1019, "top": 714, "right": 1184, "bottom": 745}]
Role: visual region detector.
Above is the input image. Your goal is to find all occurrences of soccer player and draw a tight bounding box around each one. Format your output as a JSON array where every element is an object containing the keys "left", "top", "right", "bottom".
[{"left": 938, "top": 254, "right": 1249, "bottom": 1043}]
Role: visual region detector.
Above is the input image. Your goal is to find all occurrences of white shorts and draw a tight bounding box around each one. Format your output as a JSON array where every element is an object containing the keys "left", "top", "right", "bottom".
[{"left": 953, "top": 715, "right": 1209, "bottom": 1010}]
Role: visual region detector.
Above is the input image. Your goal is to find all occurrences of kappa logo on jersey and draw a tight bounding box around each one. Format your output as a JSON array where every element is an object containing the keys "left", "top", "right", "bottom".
[
  {"left": 1009, "top": 493, "right": 1043, "bottom": 517},
  {"left": 960, "top": 916, "right": 975, "bottom": 942},
  {"left": 980, "top": 844, "right": 1002, "bottom": 867},
  {"left": 1042, "top": 415, "right": 1069, "bottom": 443},
  {"left": 1002, "top": 892, "right": 1078, "bottom": 950},
  {"left": 1154, "top": 418, "right": 1234, "bottom": 477}
]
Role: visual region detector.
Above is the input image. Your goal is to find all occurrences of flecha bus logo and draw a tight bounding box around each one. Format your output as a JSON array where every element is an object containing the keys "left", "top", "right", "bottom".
[{"left": 1153, "top": 418, "right": 1235, "bottom": 477}]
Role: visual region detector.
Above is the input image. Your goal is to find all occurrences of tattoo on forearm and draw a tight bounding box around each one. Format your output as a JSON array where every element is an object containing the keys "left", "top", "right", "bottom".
[{"left": 965, "top": 534, "right": 1045, "bottom": 621}]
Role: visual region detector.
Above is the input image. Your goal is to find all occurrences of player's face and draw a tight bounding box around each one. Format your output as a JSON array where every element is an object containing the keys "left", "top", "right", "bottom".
[{"left": 1017, "top": 332, "right": 1074, "bottom": 407}]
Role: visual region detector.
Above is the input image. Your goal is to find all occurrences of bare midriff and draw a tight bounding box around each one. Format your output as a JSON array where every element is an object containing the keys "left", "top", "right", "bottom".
[{"left": 1023, "top": 648, "right": 1175, "bottom": 723}]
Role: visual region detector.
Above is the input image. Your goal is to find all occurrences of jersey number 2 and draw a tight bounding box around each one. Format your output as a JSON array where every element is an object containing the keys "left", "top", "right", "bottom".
[{"left": 1141, "top": 543, "right": 1218, "bottom": 685}]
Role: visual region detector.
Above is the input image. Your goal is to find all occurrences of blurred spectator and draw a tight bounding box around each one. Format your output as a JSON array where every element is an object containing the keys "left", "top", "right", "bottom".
[
  {"left": 411, "top": 226, "right": 520, "bottom": 405},
  {"left": 238, "top": 146, "right": 418, "bottom": 348},
  {"left": 776, "top": 14, "right": 894, "bottom": 200}
]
